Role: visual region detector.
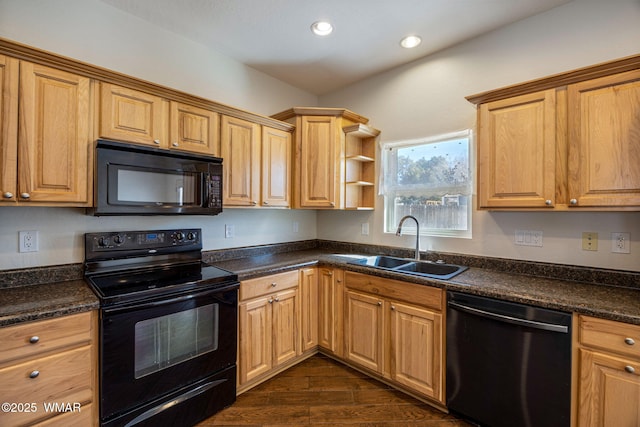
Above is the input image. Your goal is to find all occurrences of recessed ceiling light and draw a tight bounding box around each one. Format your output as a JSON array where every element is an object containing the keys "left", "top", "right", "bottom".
[
  {"left": 311, "top": 21, "right": 333, "bottom": 36},
  {"left": 400, "top": 35, "right": 422, "bottom": 49}
]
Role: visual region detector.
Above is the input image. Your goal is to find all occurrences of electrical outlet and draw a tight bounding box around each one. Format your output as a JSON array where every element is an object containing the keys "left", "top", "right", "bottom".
[
  {"left": 224, "top": 224, "right": 235, "bottom": 239},
  {"left": 611, "top": 232, "right": 630, "bottom": 254},
  {"left": 19, "top": 230, "right": 39, "bottom": 253},
  {"left": 582, "top": 232, "right": 598, "bottom": 251}
]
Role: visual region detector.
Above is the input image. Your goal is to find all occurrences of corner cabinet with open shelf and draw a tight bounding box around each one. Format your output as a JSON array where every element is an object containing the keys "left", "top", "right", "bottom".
[{"left": 271, "top": 107, "right": 380, "bottom": 210}]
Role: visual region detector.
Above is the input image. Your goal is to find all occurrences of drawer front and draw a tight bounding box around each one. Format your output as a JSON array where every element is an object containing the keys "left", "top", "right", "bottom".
[
  {"left": 580, "top": 315, "right": 640, "bottom": 359},
  {"left": 0, "top": 345, "right": 93, "bottom": 427},
  {"left": 0, "top": 312, "right": 93, "bottom": 366},
  {"left": 33, "top": 402, "right": 94, "bottom": 427},
  {"left": 345, "top": 271, "right": 442, "bottom": 311},
  {"left": 240, "top": 270, "right": 299, "bottom": 301}
]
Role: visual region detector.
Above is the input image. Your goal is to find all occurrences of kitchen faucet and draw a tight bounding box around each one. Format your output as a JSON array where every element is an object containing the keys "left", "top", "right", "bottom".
[{"left": 396, "top": 215, "right": 420, "bottom": 260}]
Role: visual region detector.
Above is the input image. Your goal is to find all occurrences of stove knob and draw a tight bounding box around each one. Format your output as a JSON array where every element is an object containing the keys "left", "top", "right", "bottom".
[
  {"left": 187, "top": 232, "right": 196, "bottom": 241},
  {"left": 175, "top": 232, "right": 185, "bottom": 241},
  {"left": 98, "top": 237, "right": 109, "bottom": 247},
  {"left": 113, "top": 235, "right": 124, "bottom": 245}
]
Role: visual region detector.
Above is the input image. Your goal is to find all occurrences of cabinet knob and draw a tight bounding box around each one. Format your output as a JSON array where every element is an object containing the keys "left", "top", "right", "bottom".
[
  {"left": 29, "top": 370, "right": 40, "bottom": 379},
  {"left": 625, "top": 337, "right": 636, "bottom": 346},
  {"left": 337, "top": 279, "right": 342, "bottom": 283},
  {"left": 624, "top": 365, "right": 635, "bottom": 374},
  {"left": 2, "top": 192, "right": 13, "bottom": 199},
  {"left": 545, "top": 200, "right": 552, "bottom": 206},
  {"left": 29, "top": 336, "right": 40, "bottom": 344},
  {"left": 327, "top": 271, "right": 333, "bottom": 276},
  {"left": 271, "top": 282, "right": 277, "bottom": 287},
  {"left": 172, "top": 142, "right": 179, "bottom": 147},
  {"left": 274, "top": 296, "right": 280, "bottom": 302},
  {"left": 268, "top": 298, "right": 274, "bottom": 304},
  {"left": 330, "top": 202, "right": 335, "bottom": 207},
  {"left": 251, "top": 201, "right": 257, "bottom": 205},
  {"left": 263, "top": 201, "right": 269, "bottom": 205},
  {"left": 153, "top": 139, "right": 161, "bottom": 145},
  {"left": 20, "top": 193, "right": 30, "bottom": 199},
  {"left": 377, "top": 301, "right": 382, "bottom": 306},
  {"left": 390, "top": 305, "right": 396, "bottom": 311},
  {"left": 569, "top": 198, "right": 578, "bottom": 205}
]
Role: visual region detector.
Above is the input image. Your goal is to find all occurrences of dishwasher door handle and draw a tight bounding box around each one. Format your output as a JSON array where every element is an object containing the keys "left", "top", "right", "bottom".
[{"left": 448, "top": 301, "right": 569, "bottom": 333}]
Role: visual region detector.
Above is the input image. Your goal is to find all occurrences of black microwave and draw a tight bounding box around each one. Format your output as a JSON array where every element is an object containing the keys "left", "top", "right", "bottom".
[{"left": 90, "top": 139, "right": 223, "bottom": 216}]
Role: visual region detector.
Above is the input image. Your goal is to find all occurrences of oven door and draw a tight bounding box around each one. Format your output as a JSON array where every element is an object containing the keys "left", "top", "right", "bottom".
[{"left": 100, "top": 284, "right": 237, "bottom": 421}]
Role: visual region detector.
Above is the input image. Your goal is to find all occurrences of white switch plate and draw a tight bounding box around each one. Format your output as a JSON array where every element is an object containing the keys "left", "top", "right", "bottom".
[
  {"left": 611, "top": 232, "right": 630, "bottom": 254},
  {"left": 515, "top": 229, "right": 543, "bottom": 247},
  {"left": 224, "top": 224, "right": 235, "bottom": 239},
  {"left": 19, "top": 230, "right": 39, "bottom": 252},
  {"left": 361, "top": 223, "right": 369, "bottom": 236},
  {"left": 292, "top": 221, "right": 299, "bottom": 233}
]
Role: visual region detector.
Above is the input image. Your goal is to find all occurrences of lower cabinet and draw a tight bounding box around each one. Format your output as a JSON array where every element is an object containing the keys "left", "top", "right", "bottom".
[
  {"left": 238, "top": 270, "right": 300, "bottom": 390},
  {"left": 344, "top": 271, "right": 444, "bottom": 404},
  {"left": 318, "top": 267, "right": 344, "bottom": 357},
  {"left": 0, "top": 311, "right": 98, "bottom": 427},
  {"left": 576, "top": 315, "right": 640, "bottom": 427}
]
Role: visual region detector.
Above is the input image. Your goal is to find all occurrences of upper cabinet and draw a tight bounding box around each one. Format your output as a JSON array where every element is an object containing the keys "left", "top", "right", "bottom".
[
  {"left": 272, "top": 107, "right": 380, "bottom": 210},
  {"left": 100, "top": 83, "right": 220, "bottom": 155},
  {"left": 1, "top": 56, "right": 92, "bottom": 206},
  {"left": 469, "top": 54, "right": 640, "bottom": 210}
]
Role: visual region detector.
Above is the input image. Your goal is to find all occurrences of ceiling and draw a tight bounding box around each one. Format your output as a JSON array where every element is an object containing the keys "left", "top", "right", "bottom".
[{"left": 99, "top": 0, "right": 572, "bottom": 95}]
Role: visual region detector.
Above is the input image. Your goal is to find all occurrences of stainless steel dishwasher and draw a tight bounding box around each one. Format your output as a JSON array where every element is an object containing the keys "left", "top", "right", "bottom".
[{"left": 446, "top": 291, "right": 572, "bottom": 427}]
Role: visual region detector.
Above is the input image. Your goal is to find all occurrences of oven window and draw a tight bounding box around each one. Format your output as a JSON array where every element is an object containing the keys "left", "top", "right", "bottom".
[
  {"left": 116, "top": 168, "right": 198, "bottom": 205},
  {"left": 134, "top": 304, "right": 219, "bottom": 378}
]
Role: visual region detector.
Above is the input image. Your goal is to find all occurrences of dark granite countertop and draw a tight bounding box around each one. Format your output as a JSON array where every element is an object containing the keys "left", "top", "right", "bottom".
[
  {"left": 209, "top": 248, "right": 640, "bottom": 326},
  {"left": 0, "top": 279, "right": 99, "bottom": 327}
]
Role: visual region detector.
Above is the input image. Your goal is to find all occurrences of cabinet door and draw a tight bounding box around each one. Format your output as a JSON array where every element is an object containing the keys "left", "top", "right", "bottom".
[
  {"left": 272, "top": 288, "right": 298, "bottom": 367},
  {"left": 298, "top": 115, "right": 338, "bottom": 208},
  {"left": 299, "top": 268, "right": 318, "bottom": 353},
  {"left": 18, "top": 63, "right": 91, "bottom": 204},
  {"left": 239, "top": 297, "right": 272, "bottom": 385},
  {"left": 345, "top": 290, "right": 383, "bottom": 373},
  {"left": 568, "top": 70, "right": 640, "bottom": 207},
  {"left": 100, "top": 83, "right": 167, "bottom": 147},
  {"left": 169, "top": 101, "right": 219, "bottom": 155},
  {"left": 389, "top": 301, "right": 443, "bottom": 402},
  {"left": 578, "top": 348, "right": 640, "bottom": 427},
  {"left": 261, "top": 126, "right": 291, "bottom": 207},
  {"left": 0, "top": 55, "right": 18, "bottom": 203},
  {"left": 478, "top": 90, "right": 556, "bottom": 208},
  {"left": 221, "top": 115, "right": 260, "bottom": 206},
  {"left": 318, "top": 268, "right": 344, "bottom": 356}
]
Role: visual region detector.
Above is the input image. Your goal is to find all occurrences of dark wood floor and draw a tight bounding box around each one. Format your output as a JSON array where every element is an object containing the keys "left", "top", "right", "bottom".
[{"left": 197, "top": 354, "right": 471, "bottom": 426}]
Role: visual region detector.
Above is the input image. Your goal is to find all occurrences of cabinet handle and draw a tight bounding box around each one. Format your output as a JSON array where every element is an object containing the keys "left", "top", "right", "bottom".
[
  {"left": 545, "top": 200, "right": 552, "bottom": 206},
  {"left": 20, "top": 193, "right": 30, "bottom": 199},
  {"left": 29, "top": 336, "right": 39, "bottom": 344},
  {"left": 569, "top": 199, "right": 578, "bottom": 205},
  {"left": 153, "top": 139, "right": 161, "bottom": 145},
  {"left": 625, "top": 365, "right": 635, "bottom": 374},
  {"left": 29, "top": 370, "right": 40, "bottom": 379},
  {"left": 2, "top": 192, "right": 13, "bottom": 199},
  {"left": 625, "top": 337, "right": 635, "bottom": 346},
  {"left": 172, "top": 142, "right": 179, "bottom": 147}
]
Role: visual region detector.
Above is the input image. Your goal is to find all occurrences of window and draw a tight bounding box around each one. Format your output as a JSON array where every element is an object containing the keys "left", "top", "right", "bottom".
[{"left": 382, "top": 130, "right": 472, "bottom": 238}]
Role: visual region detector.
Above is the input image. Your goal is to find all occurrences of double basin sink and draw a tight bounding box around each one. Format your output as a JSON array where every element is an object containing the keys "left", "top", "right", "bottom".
[{"left": 348, "top": 255, "right": 467, "bottom": 280}]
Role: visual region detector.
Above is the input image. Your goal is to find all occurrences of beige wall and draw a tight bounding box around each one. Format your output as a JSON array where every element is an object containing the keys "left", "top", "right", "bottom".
[{"left": 318, "top": 0, "right": 640, "bottom": 272}]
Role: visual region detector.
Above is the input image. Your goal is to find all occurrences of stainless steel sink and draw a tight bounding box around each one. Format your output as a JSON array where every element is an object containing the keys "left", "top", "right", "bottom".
[{"left": 349, "top": 255, "right": 467, "bottom": 280}]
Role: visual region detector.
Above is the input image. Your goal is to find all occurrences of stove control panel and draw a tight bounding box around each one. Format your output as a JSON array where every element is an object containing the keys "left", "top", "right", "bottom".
[{"left": 86, "top": 228, "right": 201, "bottom": 254}]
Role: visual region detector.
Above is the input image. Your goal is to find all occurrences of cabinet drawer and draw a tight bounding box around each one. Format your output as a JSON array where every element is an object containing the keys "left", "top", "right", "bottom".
[
  {"left": 33, "top": 402, "right": 94, "bottom": 427},
  {"left": 240, "top": 270, "right": 299, "bottom": 301},
  {"left": 580, "top": 315, "right": 640, "bottom": 359},
  {"left": 0, "top": 312, "right": 93, "bottom": 366},
  {"left": 0, "top": 345, "right": 93, "bottom": 426},
  {"left": 345, "top": 271, "right": 442, "bottom": 311}
]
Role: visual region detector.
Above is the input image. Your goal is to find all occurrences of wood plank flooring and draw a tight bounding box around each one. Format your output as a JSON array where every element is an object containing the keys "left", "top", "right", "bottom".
[{"left": 197, "top": 354, "right": 471, "bottom": 426}]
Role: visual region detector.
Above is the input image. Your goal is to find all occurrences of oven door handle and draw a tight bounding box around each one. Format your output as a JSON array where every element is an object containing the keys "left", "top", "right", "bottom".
[{"left": 124, "top": 378, "right": 227, "bottom": 427}]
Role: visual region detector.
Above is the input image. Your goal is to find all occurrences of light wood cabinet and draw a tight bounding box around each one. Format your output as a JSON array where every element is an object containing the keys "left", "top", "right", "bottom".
[
  {"left": 344, "top": 272, "right": 444, "bottom": 403},
  {"left": 100, "top": 83, "right": 220, "bottom": 155},
  {"left": 576, "top": 315, "right": 640, "bottom": 427},
  {"left": 238, "top": 271, "right": 299, "bottom": 388},
  {"left": 0, "top": 311, "right": 98, "bottom": 427},
  {"left": 299, "top": 268, "right": 318, "bottom": 353},
  {"left": 271, "top": 107, "right": 379, "bottom": 210},
  {"left": 221, "top": 116, "right": 291, "bottom": 208},
  {"left": 470, "top": 56, "right": 640, "bottom": 210},
  {"left": 318, "top": 267, "right": 344, "bottom": 357},
  {"left": 1, "top": 59, "right": 92, "bottom": 205}
]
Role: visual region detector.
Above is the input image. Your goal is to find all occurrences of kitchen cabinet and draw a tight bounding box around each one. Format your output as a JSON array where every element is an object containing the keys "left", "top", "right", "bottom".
[
  {"left": 576, "top": 315, "right": 640, "bottom": 427},
  {"left": 0, "top": 311, "right": 97, "bottom": 427},
  {"left": 344, "top": 271, "right": 444, "bottom": 403},
  {"left": 318, "top": 267, "right": 344, "bottom": 357},
  {"left": 271, "top": 107, "right": 379, "bottom": 210},
  {"left": 469, "top": 55, "right": 640, "bottom": 210},
  {"left": 100, "top": 83, "right": 220, "bottom": 155},
  {"left": 238, "top": 270, "right": 299, "bottom": 389},
  {"left": 1, "top": 58, "right": 92, "bottom": 205},
  {"left": 299, "top": 268, "right": 318, "bottom": 353},
  {"left": 221, "top": 116, "right": 291, "bottom": 208}
]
